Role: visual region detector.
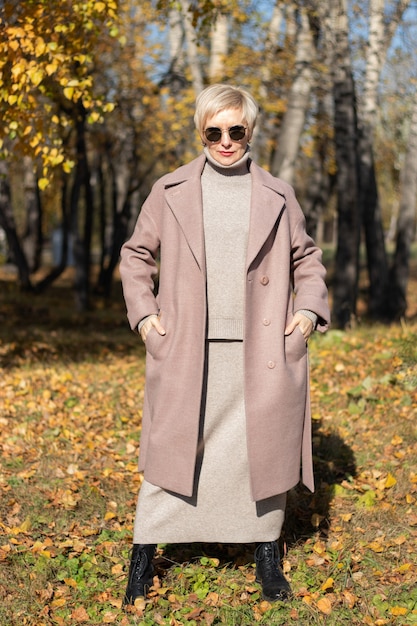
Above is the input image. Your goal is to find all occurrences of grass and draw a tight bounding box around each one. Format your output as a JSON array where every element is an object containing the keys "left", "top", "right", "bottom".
[{"left": 0, "top": 267, "right": 416, "bottom": 625}]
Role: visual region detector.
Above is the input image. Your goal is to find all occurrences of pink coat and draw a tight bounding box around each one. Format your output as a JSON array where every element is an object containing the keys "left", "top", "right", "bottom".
[{"left": 120, "top": 154, "right": 330, "bottom": 501}]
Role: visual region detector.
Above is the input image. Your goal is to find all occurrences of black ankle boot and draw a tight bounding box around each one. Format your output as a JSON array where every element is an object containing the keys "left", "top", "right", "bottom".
[
  {"left": 255, "top": 541, "right": 292, "bottom": 602},
  {"left": 123, "top": 544, "right": 156, "bottom": 606}
]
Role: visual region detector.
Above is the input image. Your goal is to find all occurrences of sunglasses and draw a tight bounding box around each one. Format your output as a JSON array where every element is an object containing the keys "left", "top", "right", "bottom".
[{"left": 204, "top": 125, "right": 247, "bottom": 143}]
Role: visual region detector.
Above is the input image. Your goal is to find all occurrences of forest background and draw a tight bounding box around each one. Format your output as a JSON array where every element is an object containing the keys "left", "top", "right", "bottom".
[
  {"left": 0, "top": 1, "right": 417, "bottom": 625},
  {"left": 0, "top": 0, "right": 416, "bottom": 326}
]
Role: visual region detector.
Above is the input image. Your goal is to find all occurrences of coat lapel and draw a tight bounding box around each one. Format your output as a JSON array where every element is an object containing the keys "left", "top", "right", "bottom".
[
  {"left": 246, "top": 163, "right": 286, "bottom": 270},
  {"left": 164, "top": 156, "right": 206, "bottom": 273}
]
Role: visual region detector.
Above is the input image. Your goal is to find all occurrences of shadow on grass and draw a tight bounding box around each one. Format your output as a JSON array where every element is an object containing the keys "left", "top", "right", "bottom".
[
  {"left": 0, "top": 278, "right": 142, "bottom": 367},
  {"left": 283, "top": 422, "right": 357, "bottom": 548}
]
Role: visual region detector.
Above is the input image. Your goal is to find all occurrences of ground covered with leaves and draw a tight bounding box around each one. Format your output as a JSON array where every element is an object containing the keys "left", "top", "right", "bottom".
[{"left": 0, "top": 271, "right": 416, "bottom": 625}]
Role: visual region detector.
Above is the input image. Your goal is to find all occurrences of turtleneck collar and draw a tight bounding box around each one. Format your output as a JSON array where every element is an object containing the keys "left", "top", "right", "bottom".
[{"left": 203, "top": 146, "right": 251, "bottom": 176}]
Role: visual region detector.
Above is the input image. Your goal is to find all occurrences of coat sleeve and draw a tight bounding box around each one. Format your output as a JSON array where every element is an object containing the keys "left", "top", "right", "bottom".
[
  {"left": 119, "top": 185, "right": 163, "bottom": 331},
  {"left": 286, "top": 187, "right": 330, "bottom": 333}
]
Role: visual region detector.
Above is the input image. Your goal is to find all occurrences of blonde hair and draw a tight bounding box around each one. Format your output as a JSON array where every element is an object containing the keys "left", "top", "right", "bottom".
[{"left": 194, "top": 84, "right": 259, "bottom": 136}]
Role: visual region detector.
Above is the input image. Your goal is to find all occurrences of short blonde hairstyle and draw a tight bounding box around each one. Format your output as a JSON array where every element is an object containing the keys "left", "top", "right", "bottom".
[{"left": 194, "top": 84, "right": 259, "bottom": 136}]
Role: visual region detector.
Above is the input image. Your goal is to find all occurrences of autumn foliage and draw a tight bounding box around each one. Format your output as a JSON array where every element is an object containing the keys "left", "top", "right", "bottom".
[{"left": 0, "top": 0, "right": 119, "bottom": 187}]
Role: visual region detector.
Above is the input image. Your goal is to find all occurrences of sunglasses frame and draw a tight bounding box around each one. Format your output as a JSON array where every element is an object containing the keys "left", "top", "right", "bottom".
[{"left": 204, "top": 125, "right": 248, "bottom": 143}]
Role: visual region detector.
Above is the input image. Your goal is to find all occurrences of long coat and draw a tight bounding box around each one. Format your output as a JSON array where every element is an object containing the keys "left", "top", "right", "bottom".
[{"left": 120, "top": 154, "right": 330, "bottom": 502}]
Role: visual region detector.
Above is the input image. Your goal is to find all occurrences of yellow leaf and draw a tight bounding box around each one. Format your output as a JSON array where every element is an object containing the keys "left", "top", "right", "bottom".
[
  {"left": 321, "top": 577, "right": 334, "bottom": 591},
  {"left": 63, "top": 87, "right": 74, "bottom": 100},
  {"left": 313, "top": 540, "right": 327, "bottom": 555},
  {"left": 316, "top": 596, "right": 332, "bottom": 615},
  {"left": 94, "top": 1, "right": 106, "bottom": 11},
  {"left": 391, "top": 435, "right": 403, "bottom": 445},
  {"left": 64, "top": 577, "right": 78, "bottom": 588},
  {"left": 7, "top": 95, "right": 18, "bottom": 105},
  {"left": 390, "top": 606, "right": 407, "bottom": 616},
  {"left": 88, "top": 111, "right": 101, "bottom": 123},
  {"left": 35, "top": 37, "right": 46, "bottom": 56},
  {"left": 63, "top": 160, "right": 75, "bottom": 173},
  {"left": 45, "top": 62, "right": 58, "bottom": 76},
  {"left": 368, "top": 541, "right": 384, "bottom": 553},
  {"left": 384, "top": 473, "right": 397, "bottom": 489},
  {"left": 38, "top": 178, "right": 49, "bottom": 190},
  {"left": 28, "top": 68, "right": 44, "bottom": 87},
  {"left": 397, "top": 563, "right": 412, "bottom": 573}
]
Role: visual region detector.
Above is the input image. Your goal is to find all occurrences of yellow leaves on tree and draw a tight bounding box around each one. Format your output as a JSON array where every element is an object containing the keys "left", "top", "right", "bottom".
[{"left": 0, "top": 0, "right": 120, "bottom": 184}]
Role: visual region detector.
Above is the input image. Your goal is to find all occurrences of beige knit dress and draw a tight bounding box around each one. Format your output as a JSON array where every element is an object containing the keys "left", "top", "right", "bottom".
[{"left": 133, "top": 150, "right": 286, "bottom": 544}]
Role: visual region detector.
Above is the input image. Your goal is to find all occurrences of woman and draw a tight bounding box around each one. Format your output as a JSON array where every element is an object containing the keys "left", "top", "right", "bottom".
[{"left": 119, "top": 84, "right": 330, "bottom": 605}]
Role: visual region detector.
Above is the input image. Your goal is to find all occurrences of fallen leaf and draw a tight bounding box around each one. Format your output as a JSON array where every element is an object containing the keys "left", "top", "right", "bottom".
[
  {"left": 384, "top": 473, "right": 397, "bottom": 489},
  {"left": 390, "top": 606, "right": 407, "bottom": 616},
  {"left": 321, "top": 577, "right": 334, "bottom": 592},
  {"left": 71, "top": 606, "right": 89, "bottom": 622},
  {"left": 316, "top": 596, "right": 332, "bottom": 615}
]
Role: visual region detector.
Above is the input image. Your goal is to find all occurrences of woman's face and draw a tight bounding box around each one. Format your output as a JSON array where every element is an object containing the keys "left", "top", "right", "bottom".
[{"left": 202, "top": 108, "right": 251, "bottom": 166}]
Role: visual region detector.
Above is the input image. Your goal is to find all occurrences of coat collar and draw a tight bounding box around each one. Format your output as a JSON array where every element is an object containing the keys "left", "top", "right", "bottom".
[{"left": 163, "top": 154, "right": 287, "bottom": 272}]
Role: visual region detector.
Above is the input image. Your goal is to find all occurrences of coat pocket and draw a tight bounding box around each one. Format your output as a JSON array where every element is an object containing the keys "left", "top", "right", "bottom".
[
  {"left": 284, "top": 326, "right": 308, "bottom": 364},
  {"left": 145, "top": 326, "right": 167, "bottom": 359}
]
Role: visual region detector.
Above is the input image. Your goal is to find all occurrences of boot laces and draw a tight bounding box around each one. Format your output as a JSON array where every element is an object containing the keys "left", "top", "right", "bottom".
[{"left": 130, "top": 550, "right": 150, "bottom": 583}]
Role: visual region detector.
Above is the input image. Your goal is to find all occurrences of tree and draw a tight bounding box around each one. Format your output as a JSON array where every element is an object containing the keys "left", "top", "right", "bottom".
[
  {"left": 388, "top": 88, "right": 417, "bottom": 318},
  {"left": 270, "top": 4, "right": 316, "bottom": 184},
  {"left": 0, "top": 0, "right": 120, "bottom": 303},
  {"left": 356, "top": 0, "right": 411, "bottom": 319},
  {"left": 329, "top": 0, "right": 361, "bottom": 329}
]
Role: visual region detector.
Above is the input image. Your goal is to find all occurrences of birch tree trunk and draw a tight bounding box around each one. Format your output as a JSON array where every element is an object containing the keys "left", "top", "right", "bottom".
[
  {"left": 388, "top": 91, "right": 417, "bottom": 318},
  {"left": 329, "top": 0, "right": 361, "bottom": 329},
  {"left": 209, "top": 12, "right": 229, "bottom": 80},
  {"left": 359, "top": 0, "right": 388, "bottom": 318},
  {"left": 179, "top": 0, "right": 203, "bottom": 95},
  {"left": 251, "top": 0, "right": 284, "bottom": 162},
  {"left": 358, "top": 0, "right": 410, "bottom": 318},
  {"left": 168, "top": 7, "right": 185, "bottom": 87},
  {"left": 270, "top": 6, "right": 315, "bottom": 183}
]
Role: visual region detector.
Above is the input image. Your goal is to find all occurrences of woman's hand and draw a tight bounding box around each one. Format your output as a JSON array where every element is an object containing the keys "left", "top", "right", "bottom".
[
  {"left": 139, "top": 314, "right": 166, "bottom": 342},
  {"left": 284, "top": 312, "right": 314, "bottom": 342}
]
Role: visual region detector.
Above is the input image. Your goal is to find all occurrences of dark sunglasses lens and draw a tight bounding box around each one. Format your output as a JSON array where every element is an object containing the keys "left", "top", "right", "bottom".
[
  {"left": 204, "top": 126, "right": 246, "bottom": 142},
  {"left": 205, "top": 128, "right": 222, "bottom": 142},
  {"left": 229, "top": 126, "right": 246, "bottom": 140}
]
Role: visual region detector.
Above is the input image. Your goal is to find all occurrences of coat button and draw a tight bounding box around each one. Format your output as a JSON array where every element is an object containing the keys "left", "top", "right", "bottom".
[
  {"left": 263, "top": 318, "right": 271, "bottom": 326},
  {"left": 260, "top": 276, "right": 269, "bottom": 285},
  {"left": 267, "top": 361, "right": 276, "bottom": 369}
]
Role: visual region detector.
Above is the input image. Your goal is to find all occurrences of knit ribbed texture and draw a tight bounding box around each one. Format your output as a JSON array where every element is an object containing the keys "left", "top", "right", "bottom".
[{"left": 202, "top": 148, "right": 252, "bottom": 339}]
